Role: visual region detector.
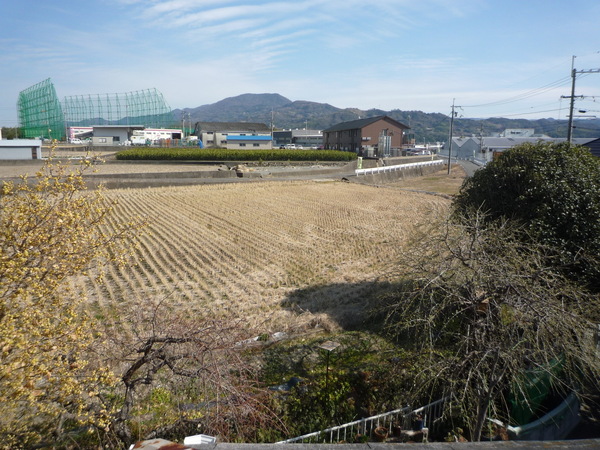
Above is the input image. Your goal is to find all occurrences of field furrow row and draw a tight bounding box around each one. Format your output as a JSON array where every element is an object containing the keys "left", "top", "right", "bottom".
[{"left": 78, "top": 181, "right": 450, "bottom": 331}]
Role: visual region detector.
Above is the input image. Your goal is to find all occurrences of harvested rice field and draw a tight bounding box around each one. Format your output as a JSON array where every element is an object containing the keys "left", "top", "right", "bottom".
[{"left": 69, "top": 180, "right": 453, "bottom": 334}]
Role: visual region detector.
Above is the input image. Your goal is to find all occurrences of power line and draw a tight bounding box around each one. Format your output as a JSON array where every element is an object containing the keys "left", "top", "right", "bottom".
[
  {"left": 462, "top": 76, "right": 571, "bottom": 109},
  {"left": 462, "top": 107, "right": 565, "bottom": 119},
  {"left": 463, "top": 54, "right": 600, "bottom": 112},
  {"left": 459, "top": 60, "right": 600, "bottom": 122}
]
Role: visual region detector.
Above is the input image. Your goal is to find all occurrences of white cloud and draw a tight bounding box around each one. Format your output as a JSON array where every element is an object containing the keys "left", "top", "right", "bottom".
[{"left": 4, "top": 0, "right": 599, "bottom": 127}]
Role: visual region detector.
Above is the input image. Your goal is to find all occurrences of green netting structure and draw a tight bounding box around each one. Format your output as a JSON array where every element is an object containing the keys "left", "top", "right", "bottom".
[
  {"left": 17, "top": 78, "right": 65, "bottom": 140},
  {"left": 17, "top": 79, "right": 175, "bottom": 140},
  {"left": 62, "top": 88, "right": 175, "bottom": 128}
]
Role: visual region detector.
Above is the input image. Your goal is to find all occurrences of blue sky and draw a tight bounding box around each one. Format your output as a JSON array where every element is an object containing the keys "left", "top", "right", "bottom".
[{"left": 2, "top": 0, "right": 600, "bottom": 127}]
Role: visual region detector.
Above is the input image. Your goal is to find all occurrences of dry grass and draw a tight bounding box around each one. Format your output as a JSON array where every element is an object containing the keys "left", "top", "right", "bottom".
[
  {"left": 0, "top": 156, "right": 464, "bottom": 335},
  {"left": 387, "top": 165, "right": 467, "bottom": 195},
  {"left": 70, "top": 180, "right": 452, "bottom": 335}
]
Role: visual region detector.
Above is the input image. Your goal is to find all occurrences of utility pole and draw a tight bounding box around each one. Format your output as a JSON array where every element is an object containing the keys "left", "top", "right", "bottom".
[
  {"left": 447, "top": 99, "right": 456, "bottom": 174},
  {"left": 271, "top": 109, "right": 274, "bottom": 149},
  {"left": 567, "top": 56, "right": 577, "bottom": 143},
  {"left": 182, "top": 112, "right": 185, "bottom": 139},
  {"left": 478, "top": 122, "right": 484, "bottom": 160},
  {"left": 563, "top": 56, "right": 600, "bottom": 143},
  {"left": 64, "top": 111, "right": 68, "bottom": 143}
]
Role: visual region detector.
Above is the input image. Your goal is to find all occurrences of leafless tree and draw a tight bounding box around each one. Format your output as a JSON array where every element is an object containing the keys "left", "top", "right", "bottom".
[
  {"left": 385, "top": 214, "right": 600, "bottom": 441},
  {"left": 100, "top": 298, "right": 286, "bottom": 445}
]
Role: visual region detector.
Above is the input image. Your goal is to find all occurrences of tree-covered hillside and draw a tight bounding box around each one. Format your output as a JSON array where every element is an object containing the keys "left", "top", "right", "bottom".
[{"left": 173, "top": 94, "right": 600, "bottom": 143}]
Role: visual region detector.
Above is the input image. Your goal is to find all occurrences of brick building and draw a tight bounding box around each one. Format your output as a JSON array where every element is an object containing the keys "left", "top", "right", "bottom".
[{"left": 323, "top": 116, "right": 409, "bottom": 156}]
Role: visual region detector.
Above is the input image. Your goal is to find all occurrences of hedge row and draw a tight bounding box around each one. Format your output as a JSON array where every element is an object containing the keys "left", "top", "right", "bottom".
[{"left": 115, "top": 147, "right": 358, "bottom": 162}]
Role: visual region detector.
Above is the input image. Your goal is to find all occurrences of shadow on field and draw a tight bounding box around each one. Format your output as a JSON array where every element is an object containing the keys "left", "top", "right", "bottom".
[{"left": 280, "top": 279, "right": 401, "bottom": 333}]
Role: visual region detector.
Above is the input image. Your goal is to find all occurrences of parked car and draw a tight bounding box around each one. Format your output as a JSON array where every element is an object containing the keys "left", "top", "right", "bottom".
[
  {"left": 69, "top": 138, "right": 83, "bottom": 144},
  {"left": 405, "top": 149, "right": 431, "bottom": 156}
]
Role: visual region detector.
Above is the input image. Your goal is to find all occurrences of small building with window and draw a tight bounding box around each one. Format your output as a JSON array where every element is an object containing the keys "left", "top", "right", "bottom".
[
  {"left": 91, "top": 125, "right": 144, "bottom": 146},
  {"left": 0, "top": 139, "right": 43, "bottom": 159},
  {"left": 193, "top": 122, "right": 272, "bottom": 149},
  {"left": 273, "top": 129, "right": 323, "bottom": 148}
]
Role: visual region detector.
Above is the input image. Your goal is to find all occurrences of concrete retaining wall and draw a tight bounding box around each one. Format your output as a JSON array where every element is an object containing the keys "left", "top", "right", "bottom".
[
  {"left": 354, "top": 160, "right": 445, "bottom": 185},
  {"left": 84, "top": 170, "right": 240, "bottom": 189}
]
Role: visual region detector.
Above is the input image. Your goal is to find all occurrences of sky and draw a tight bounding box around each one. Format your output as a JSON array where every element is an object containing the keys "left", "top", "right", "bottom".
[{"left": 2, "top": 0, "right": 600, "bottom": 127}]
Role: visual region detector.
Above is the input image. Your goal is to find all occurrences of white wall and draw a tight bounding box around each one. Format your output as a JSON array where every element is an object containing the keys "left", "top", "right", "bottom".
[
  {"left": 93, "top": 128, "right": 129, "bottom": 143},
  {"left": 0, "top": 140, "right": 42, "bottom": 159},
  {"left": 92, "top": 136, "right": 115, "bottom": 146}
]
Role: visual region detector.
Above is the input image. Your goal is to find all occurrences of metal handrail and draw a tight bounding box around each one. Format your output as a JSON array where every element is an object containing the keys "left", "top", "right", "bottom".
[{"left": 276, "top": 397, "right": 448, "bottom": 444}]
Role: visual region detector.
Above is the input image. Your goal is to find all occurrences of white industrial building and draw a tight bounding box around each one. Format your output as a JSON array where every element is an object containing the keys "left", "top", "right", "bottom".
[
  {"left": 0, "top": 139, "right": 43, "bottom": 159},
  {"left": 193, "top": 122, "right": 272, "bottom": 149},
  {"left": 88, "top": 126, "right": 183, "bottom": 146}
]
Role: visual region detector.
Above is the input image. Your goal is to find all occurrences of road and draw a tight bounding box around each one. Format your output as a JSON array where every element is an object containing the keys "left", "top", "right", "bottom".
[{"left": 456, "top": 160, "right": 482, "bottom": 177}]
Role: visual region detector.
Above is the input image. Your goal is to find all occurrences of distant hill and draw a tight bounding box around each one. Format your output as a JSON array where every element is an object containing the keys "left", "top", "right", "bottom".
[
  {"left": 184, "top": 93, "right": 291, "bottom": 122},
  {"left": 173, "top": 94, "right": 600, "bottom": 143}
]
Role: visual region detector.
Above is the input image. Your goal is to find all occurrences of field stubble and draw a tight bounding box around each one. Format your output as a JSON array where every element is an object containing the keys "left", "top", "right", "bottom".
[{"left": 71, "top": 179, "right": 453, "bottom": 335}]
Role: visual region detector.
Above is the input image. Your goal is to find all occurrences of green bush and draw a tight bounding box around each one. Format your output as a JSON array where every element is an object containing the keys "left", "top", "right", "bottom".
[
  {"left": 115, "top": 147, "right": 357, "bottom": 162},
  {"left": 453, "top": 141, "right": 600, "bottom": 290}
]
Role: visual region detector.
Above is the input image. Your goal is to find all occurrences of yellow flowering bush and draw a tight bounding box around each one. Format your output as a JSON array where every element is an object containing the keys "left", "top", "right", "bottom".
[{"left": 0, "top": 155, "right": 144, "bottom": 447}]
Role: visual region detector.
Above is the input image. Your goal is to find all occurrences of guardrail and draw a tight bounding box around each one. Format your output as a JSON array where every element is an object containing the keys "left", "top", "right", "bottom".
[
  {"left": 355, "top": 159, "right": 443, "bottom": 176},
  {"left": 276, "top": 397, "right": 448, "bottom": 444}
]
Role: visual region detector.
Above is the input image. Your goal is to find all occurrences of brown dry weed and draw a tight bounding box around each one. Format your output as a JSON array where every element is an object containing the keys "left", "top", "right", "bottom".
[{"left": 387, "top": 165, "right": 467, "bottom": 195}]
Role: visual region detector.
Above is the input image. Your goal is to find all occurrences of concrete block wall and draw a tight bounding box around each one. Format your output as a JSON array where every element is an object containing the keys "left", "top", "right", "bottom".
[{"left": 356, "top": 161, "right": 445, "bottom": 185}]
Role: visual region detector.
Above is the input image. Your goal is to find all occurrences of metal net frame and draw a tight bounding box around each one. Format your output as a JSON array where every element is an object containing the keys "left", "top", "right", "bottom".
[
  {"left": 17, "top": 79, "right": 176, "bottom": 140},
  {"left": 17, "top": 78, "right": 65, "bottom": 140},
  {"left": 62, "top": 88, "right": 175, "bottom": 129}
]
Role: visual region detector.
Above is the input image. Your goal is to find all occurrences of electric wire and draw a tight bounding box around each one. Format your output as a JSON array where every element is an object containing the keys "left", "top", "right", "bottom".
[
  {"left": 461, "top": 76, "right": 572, "bottom": 109},
  {"left": 463, "top": 108, "right": 565, "bottom": 119},
  {"left": 461, "top": 59, "right": 600, "bottom": 118}
]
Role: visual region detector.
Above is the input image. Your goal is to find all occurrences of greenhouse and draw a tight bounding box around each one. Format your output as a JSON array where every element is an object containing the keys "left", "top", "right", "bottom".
[{"left": 17, "top": 78, "right": 175, "bottom": 140}]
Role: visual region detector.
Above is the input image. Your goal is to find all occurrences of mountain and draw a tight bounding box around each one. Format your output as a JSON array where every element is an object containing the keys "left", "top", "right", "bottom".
[
  {"left": 173, "top": 94, "right": 600, "bottom": 143},
  {"left": 183, "top": 93, "right": 291, "bottom": 122}
]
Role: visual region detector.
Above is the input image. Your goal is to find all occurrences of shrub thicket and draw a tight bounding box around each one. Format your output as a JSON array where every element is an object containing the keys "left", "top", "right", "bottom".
[
  {"left": 385, "top": 215, "right": 600, "bottom": 441},
  {"left": 115, "top": 147, "right": 357, "bottom": 162},
  {"left": 453, "top": 141, "right": 600, "bottom": 290},
  {"left": 385, "top": 142, "right": 600, "bottom": 441}
]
